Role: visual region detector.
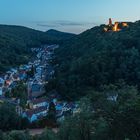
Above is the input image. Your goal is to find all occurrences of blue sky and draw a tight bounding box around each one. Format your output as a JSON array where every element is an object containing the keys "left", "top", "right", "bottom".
[{"left": 0, "top": 0, "right": 140, "bottom": 33}]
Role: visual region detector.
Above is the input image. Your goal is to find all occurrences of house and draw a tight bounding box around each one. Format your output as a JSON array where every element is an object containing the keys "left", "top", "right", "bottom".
[
  {"left": 54, "top": 101, "right": 65, "bottom": 111},
  {"left": 0, "top": 87, "right": 2, "bottom": 96},
  {"left": 0, "top": 78, "right": 4, "bottom": 96},
  {"left": 19, "top": 71, "right": 27, "bottom": 80},
  {"left": 6, "top": 71, "right": 13, "bottom": 75},
  {"left": 63, "top": 102, "right": 76, "bottom": 111},
  {"left": 12, "top": 74, "right": 20, "bottom": 82},
  {"left": 23, "top": 106, "right": 48, "bottom": 122},
  {"left": 19, "top": 65, "right": 30, "bottom": 71},
  {"left": 10, "top": 68, "right": 18, "bottom": 73},
  {"left": 46, "top": 45, "right": 59, "bottom": 51},
  {"left": 0, "top": 77, "right": 4, "bottom": 84},
  {"left": 9, "top": 81, "right": 18, "bottom": 89},
  {"left": 5, "top": 79, "right": 12, "bottom": 87},
  {"left": 28, "top": 98, "right": 49, "bottom": 109},
  {"left": 36, "top": 67, "right": 42, "bottom": 75},
  {"left": 107, "top": 95, "right": 118, "bottom": 102},
  {"left": 56, "top": 103, "right": 75, "bottom": 122},
  {"left": 16, "top": 105, "right": 23, "bottom": 116},
  {"left": 30, "top": 83, "right": 45, "bottom": 98}
]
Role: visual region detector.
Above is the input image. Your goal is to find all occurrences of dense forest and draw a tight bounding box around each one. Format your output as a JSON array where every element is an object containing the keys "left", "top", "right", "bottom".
[
  {"left": 46, "top": 29, "right": 76, "bottom": 41},
  {"left": 0, "top": 25, "right": 75, "bottom": 72},
  {"left": 51, "top": 20, "right": 140, "bottom": 99},
  {"left": 43, "top": 21, "right": 140, "bottom": 139}
]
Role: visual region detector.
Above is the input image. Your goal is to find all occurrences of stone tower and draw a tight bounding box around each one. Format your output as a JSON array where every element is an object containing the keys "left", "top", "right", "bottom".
[{"left": 109, "top": 18, "right": 112, "bottom": 26}]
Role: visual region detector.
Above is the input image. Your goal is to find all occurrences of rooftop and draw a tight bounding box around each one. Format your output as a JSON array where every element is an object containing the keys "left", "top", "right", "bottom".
[
  {"left": 31, "top": 98, "right": 49, "bottom": 104},
  {"left": 25, "top": 106, "right": 48, "bottom": 118}
]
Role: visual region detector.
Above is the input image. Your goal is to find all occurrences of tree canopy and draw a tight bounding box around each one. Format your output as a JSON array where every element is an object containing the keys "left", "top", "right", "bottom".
[{"left": 52, "top": 20, "right": 140, "bottom": 100}]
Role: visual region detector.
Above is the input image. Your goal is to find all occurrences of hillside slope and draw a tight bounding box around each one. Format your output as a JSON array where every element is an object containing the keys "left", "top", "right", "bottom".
[
  {"left": 0, "top": 25, "right": 74, "bottom": 72},
  {"left": 0, "top": 25, "right": 45, "bottom": 71},
  {"left": 46, "top": 29, "right": 76, "bottom": 41},
  {"left": 54, "top": 20, "right": 140, "bottom": 99}
]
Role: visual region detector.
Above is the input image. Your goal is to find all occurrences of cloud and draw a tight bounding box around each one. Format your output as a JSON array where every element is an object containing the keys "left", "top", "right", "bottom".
[
  {"left": 55, "top": 21, "right": 85, "bottom": 26},
  {"left": 36, "top": 20, "right": 97, "bottom": 28},
  {"left": 32, "top": 20, "right": 100, "bottom": 33},
  {"left": 37, "top": 23, "right": 57, "bottom": 28}
]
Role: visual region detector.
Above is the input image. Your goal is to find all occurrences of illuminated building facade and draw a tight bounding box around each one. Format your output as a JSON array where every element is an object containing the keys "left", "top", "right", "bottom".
[{"left": 104, "top": 18, "right": 129, "bottom": 32}]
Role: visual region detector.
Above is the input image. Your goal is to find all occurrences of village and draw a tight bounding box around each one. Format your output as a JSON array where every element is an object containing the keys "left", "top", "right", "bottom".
[{"left": 0, "top": 44, "right": 78, "bottom": 124}]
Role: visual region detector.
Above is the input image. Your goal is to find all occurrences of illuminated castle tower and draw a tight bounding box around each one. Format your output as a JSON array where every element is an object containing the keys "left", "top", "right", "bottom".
[{"left": 109, "top": 18, "right": 112, "bottom": 26}]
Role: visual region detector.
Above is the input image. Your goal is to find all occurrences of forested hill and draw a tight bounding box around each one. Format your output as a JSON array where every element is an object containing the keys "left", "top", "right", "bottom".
[
  {"left": 54, "top": 20, "right": 140, "bottom": 99},
  {"left": 0, "top": 25, "right": 75, "bottom": 72},
  {"left": 46, "top": 29, "right": 76, "bottom": 41}
]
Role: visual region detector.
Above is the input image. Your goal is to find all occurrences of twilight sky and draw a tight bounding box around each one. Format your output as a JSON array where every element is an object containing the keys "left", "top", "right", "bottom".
[{"left": 0, "top": 0, "right": 140, "bottom": 34}]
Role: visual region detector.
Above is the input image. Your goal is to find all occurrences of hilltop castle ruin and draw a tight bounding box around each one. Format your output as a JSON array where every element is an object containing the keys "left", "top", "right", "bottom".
[{"left": 104, "top": 18, "right": 129, "bottom": 32}]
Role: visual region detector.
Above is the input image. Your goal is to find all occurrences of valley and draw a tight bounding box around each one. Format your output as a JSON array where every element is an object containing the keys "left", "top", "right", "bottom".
[
  {"left": 0, "top": 21, "right": 140, "bottom": 139},
  {"left": 0, "top": 44, "right": 77, "bottom": 126}
]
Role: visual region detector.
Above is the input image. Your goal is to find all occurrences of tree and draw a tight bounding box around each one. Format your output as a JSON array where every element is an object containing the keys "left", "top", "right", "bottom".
[
  {"left": 0, "top": 130, "right": 4, "bottom": 140},
  {"left": 8, "top": 131, "right": 31, "bottom": 140},
  {"left": 37, "top": 128, "right": 57, "bottom": 140},
  {"left": 58, "top": 97, "right": 94, "bottom": 140},
  {"left": 27, "top": 65, "right": 35, "bottom": 78},
  {"left": 30, "top": 65, "right": 35, "bottom": 77},
  {"left": 0, "top": 103, "right": 21, "bottom": 131},
  {"left": 58, "top": 113, "right": 93, "bottom": 140},
  {"left": 47, "top": 102, "right": 56, "bottom": 123},
  {"left": 11, "top": 82, "right": 27, "bottom": 108}
]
